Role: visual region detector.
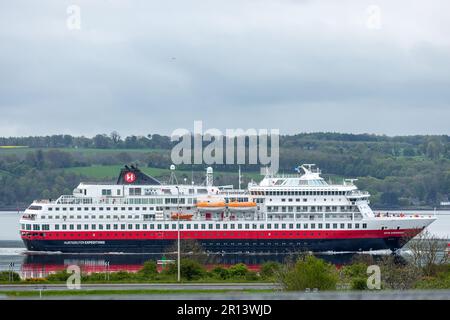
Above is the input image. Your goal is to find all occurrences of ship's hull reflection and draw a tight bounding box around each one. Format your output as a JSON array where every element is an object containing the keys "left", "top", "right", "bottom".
[{"left": 21, "top": 251, "right": 398, "bottom": 278}]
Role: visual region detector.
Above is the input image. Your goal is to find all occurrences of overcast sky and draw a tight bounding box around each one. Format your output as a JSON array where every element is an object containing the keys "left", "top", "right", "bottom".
[{"left": 0, "top": 0, "right": 449, "bottom": 137}]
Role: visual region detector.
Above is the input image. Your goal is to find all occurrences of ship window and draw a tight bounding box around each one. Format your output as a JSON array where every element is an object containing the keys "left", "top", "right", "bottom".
[
  {"left": 194, "top": 224, "right": 198, "bottom": 229},
  {"left": 128, "top": 224, "right": 132, "bottom": 229},
  {"left": 98, "top": 224, "right": 103, "bottom": 230},
  {"left": 172, "top": 224, "right": 176, "bottom": 229},
  {"left": 134, "top": 215, "right": 139, "bottom": 219},
  {"left": 267, "top": 223, "right": 271, "bottom": 229},
  {"left": 77, "top": 215, "right": 82, "bottom": 219},
  {"left": 55, "top": 225, "right": 59, "bottom": 230},
  {"left": 333, "top": 223, "right": 337, "bottom": 229},
  {"left": 77, "top": 224, "right": 81, "bottom": 230},
  {"left": 340, "top": 223, "right": 345, "bottom": 229},
  {"left": 55, "top": 208, "right": 60, "bottom": 211},
  {"left": 363, "top": 223, "right": 367, "bottom": 229},
  {"left": 311, "top": 224, "right": 315, "bottom": 229},
  {"left": 157, "top": 224, "right": 162, "bottom": 230},
  {"left": 238, "top": 224, "right": 242, "bottom": 229},
  {"left": 135, "top": 208, "right": 140, "bottom": 211},
  {"left": 62, "top": 225, "right": 67, "bottom": 230},
  {"left": 179, "top": 224, "right": 184, "bottom": 230},
  {"left": 296, "top": 223, "right": 301, "bottom": 229},
  {"left": 114, "top": 207, "right": 118, "bottom": 211},
  {"left": 164, "top": 224, "right": 169, "bottom": 229},
  {"left": 69, "top": 225, "right": 74, "bottom": 230},
  {"left": 77, "top": 208, "right": 81, "bottom": 211},
  {"left": 99, "top": 207, "right": 104, "bottom": 211},
  {"left": 84, "top": 207, "right": 88, "bottom": 211},
  {"left": 274, "top": 223, "right": 279, "bottom": 229},
  {"left": 318, "top": 223, "right": 323, "bottom": 229},
  {"left": 216, "top": 224, "right": 220, "bottom": 229},
  {"left": 260, "top": 224, "right": 264, "bottom": 229},
  {"left": 303, "top": 224, "right": 308, "bottom": 229},
  {"left": 230, "top": 224, "right": 235, "bottom": 229},
  {"left": 186, "top": 224, "right": 191, "bottom": 230},
  {"left": 91, "top": 207, "right": 96, "bottom": 211},
  {"left": 142, "top": 224, "right": 147, "bottom": 230},
  {"left": 120, "top": 224, "right": 125, "bottom": 230},
  {"left": 208, "top": 224, "right": 213, "bottom": 229},
  {"left": 149, "top": 224, "right": 154, "bottom": 229},
  {"left": 48, "top": 207, "right": 53, "bottom": 211},
  {"left": 348, "top": 223, "right": 352, "bottom": 229},
  {"left": 91, "top": 224, "right": 96, "bottom": 230},
  {"left": 355, "top": 224, "right": 359, "bottom": 229},
  {"left": 102, "top": 189, "right": 112, "bottom": 196},
  {"left": 201, "top": 224, "right": 206, "bottom": 230}
]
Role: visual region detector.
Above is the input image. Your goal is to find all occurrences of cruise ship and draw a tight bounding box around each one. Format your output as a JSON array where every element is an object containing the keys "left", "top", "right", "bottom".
[{"left": 19, "top": 164, "right": 436, "bottom": 253}]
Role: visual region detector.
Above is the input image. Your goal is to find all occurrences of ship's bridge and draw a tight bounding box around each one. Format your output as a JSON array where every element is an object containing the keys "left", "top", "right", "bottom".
[{"left": 258, "top": 164, "right": 331, "bottom": 187}]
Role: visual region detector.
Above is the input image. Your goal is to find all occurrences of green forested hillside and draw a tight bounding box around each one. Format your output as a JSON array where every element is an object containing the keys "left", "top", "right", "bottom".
[{"left": 0, "top": 133, "right": 449, "bottom": 209}]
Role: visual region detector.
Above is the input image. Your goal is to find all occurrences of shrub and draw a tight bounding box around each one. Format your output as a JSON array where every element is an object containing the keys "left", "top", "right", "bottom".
[
  {"left": 0, "top": 271, "right": 21, "bottom": 282},
  {"left": 46, "top": 271, "right": 71, "bottom": 282},
  {"left": 138, "top": 260, "right": 158, "bottom": 278},
  {"left": 108, "top": 271, "right": 135, "bottom": 281},
  {"left": 279, "top": 255, "right": 338, "bottom": 291},
  {"left": 210, "top": 266, "right": 230, "bottom": 280},
  {"left": 260, "top": 261, "right": 281, "bottom": 279},
  {"left": 228, "top": 263, "right": 249, "bottom": 278},
  {"left": 341, "top": 263, "right": 367, "bottom": 279},
  {"left": 180, "top": 259, "right": 205, "bottom": 280},
  {"left": 350, "top": 277, "right": 368, "bottom": 290},
  {"left": 245, "top": 271, "right": 259, "bottom": 281}
]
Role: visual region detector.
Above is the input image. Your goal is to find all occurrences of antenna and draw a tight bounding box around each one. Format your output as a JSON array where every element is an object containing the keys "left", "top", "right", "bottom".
[
  {"left": 169, "top": 164, "right": 178, "bottom": 185},
  {"left": 238, "top": 165, "right": 242, "bottom": 190}
]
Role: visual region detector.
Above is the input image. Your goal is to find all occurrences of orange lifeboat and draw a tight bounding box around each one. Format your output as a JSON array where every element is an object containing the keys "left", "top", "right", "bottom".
[
  {"left": 227, "top": 201, "right": 257, "bottom": 211},
  {"left": 196, "top": 201, "right": 226, "bottom": 212},
  {"left": 171, "top": 212, "right": 193, "bottom": 220}
]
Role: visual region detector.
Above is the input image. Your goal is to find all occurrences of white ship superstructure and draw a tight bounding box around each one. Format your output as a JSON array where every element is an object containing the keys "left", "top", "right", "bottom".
[{"left": 19, "top": 164, "right": 436, "bottom": 253}]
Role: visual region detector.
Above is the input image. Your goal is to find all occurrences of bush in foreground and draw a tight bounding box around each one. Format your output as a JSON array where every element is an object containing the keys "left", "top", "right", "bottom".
[{"left": 279, "top": 255, "right": 338, "bottom": 291}]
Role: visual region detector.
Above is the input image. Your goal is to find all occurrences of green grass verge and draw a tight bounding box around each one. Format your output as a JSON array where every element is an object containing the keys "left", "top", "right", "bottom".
[{"left": 0, "top": 288, "right": 273, "bottom": 297}]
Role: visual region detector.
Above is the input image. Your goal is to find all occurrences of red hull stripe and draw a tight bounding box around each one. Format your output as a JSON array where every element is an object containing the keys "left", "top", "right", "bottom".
[{"left": 21, "top": 229, "right": 420, "bottom": 241}]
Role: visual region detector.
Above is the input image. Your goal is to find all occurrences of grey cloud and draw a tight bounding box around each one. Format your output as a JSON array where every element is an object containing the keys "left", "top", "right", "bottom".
[{"left": 0, "top": 0, "right": 449, "bottom": 137}]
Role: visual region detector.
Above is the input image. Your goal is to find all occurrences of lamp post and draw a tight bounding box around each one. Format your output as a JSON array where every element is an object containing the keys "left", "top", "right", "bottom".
[{"left": 176, "top": 185, "right": 180, "bottom": 282}]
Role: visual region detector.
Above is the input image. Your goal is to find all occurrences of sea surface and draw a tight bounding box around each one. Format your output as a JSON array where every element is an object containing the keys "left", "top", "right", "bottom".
[{"left": 0, "top": 210, "right": 448, "bottom": 278}]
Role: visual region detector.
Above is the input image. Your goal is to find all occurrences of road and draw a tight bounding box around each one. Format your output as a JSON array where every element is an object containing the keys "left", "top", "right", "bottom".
[{"left": 0, "top": 283, "right": 448, "bottom": 300}]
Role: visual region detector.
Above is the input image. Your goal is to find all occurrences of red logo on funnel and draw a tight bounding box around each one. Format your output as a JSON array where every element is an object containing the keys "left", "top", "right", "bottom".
[{"left": 124, "top": 172, "right": 136, "bottom": 183}]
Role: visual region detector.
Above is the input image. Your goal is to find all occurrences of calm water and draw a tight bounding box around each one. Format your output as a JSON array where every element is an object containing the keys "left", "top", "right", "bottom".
[{"left": 0, "top": 210, "right": 449, "bottom": 278}]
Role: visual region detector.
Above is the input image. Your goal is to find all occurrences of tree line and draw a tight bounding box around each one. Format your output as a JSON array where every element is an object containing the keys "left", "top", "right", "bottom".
[{"left": 0, "top": 132, "right": 449, "bottom": 209}]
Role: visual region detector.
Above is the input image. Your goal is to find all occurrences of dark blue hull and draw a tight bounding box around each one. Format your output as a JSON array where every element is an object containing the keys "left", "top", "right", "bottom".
[{"left": 22, "top": 237, "right": 404, "bottom": 253}]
